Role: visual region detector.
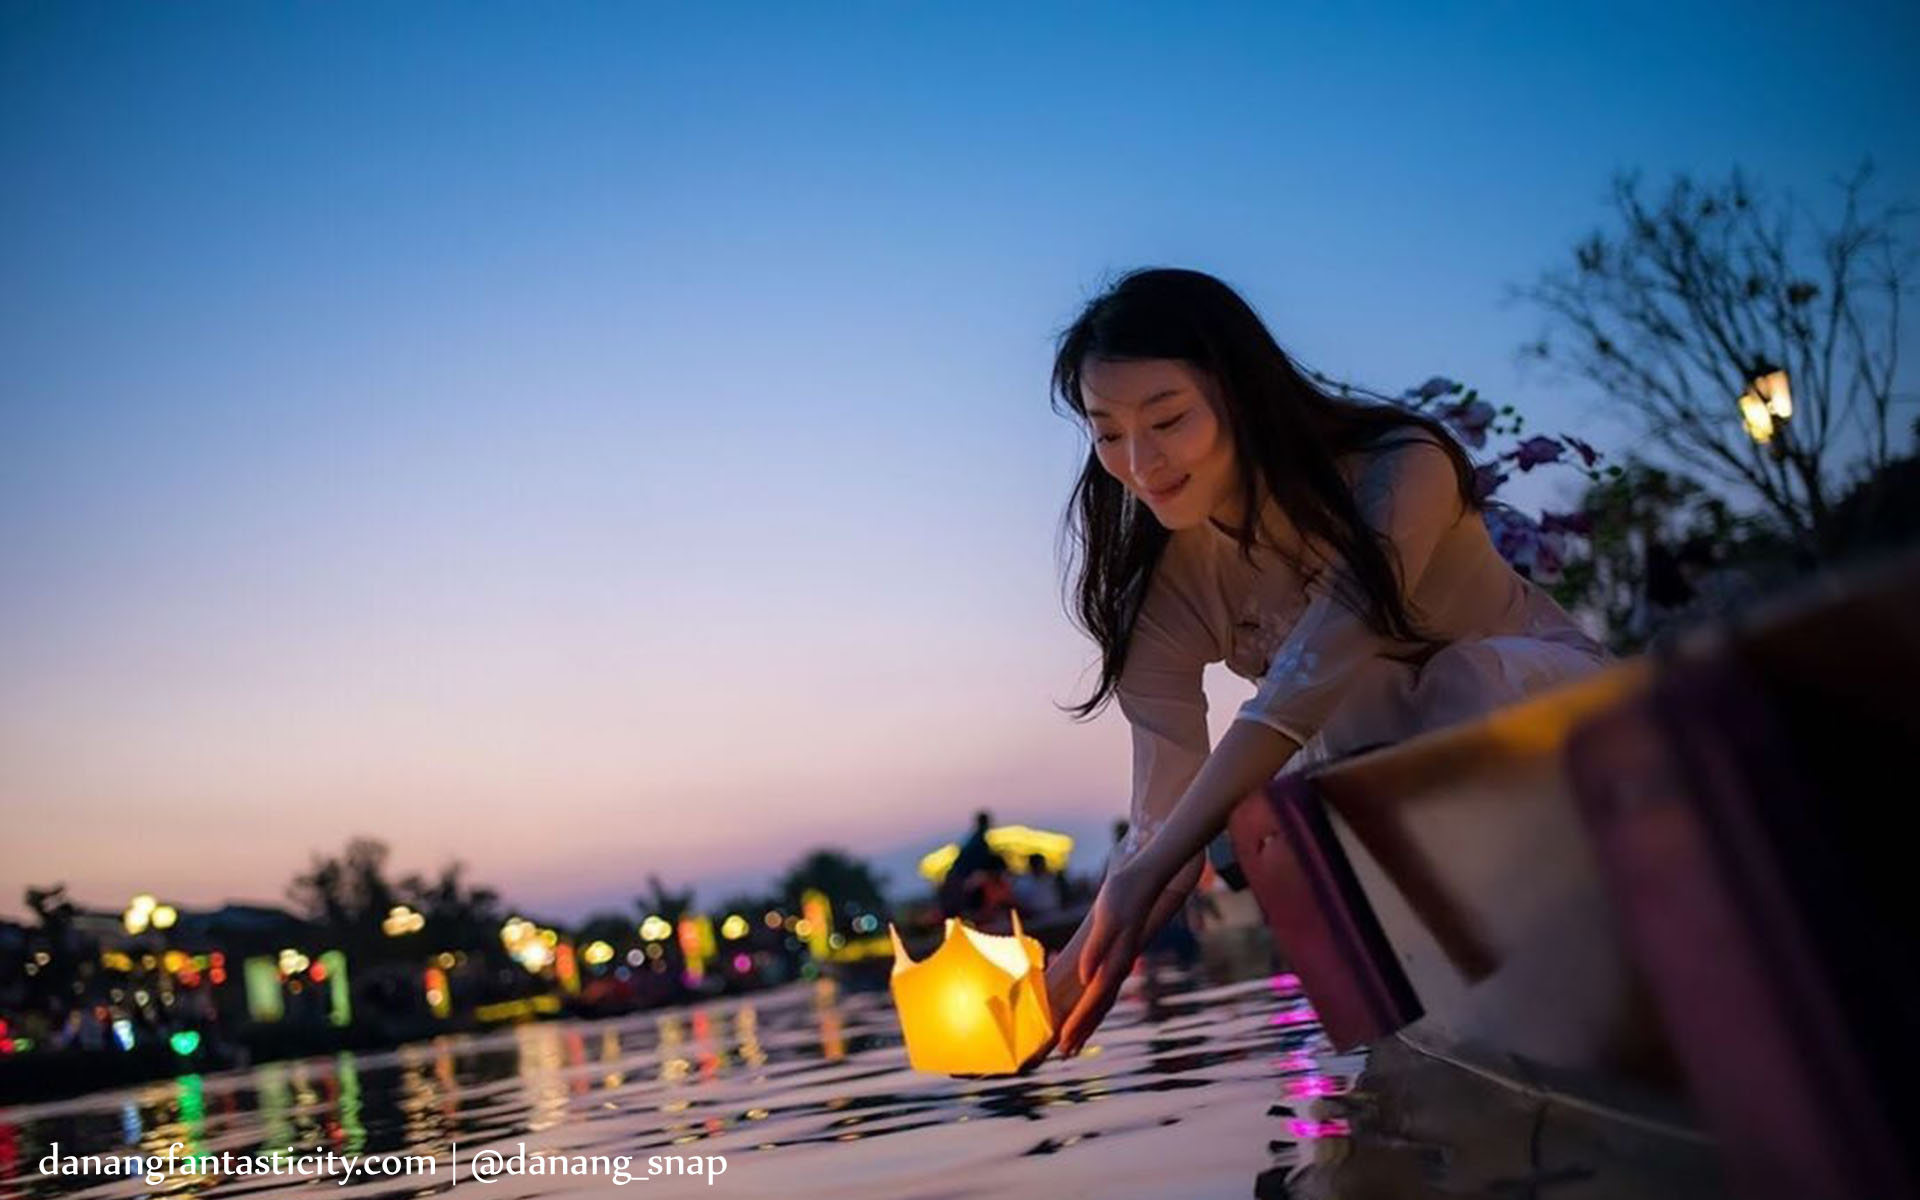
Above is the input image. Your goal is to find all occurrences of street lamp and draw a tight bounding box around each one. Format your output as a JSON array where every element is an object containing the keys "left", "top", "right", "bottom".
[
  {"left": 1738, "top": 361, "right": 1792, "bottom": 446},
  {"left": 382, "top": 905, "right": 425, "bottom": 937},
  {"left": 124, "top": 894, "right": 157, "bottom": 935}
]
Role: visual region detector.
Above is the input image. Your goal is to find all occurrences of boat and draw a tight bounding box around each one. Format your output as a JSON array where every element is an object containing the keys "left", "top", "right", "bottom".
[{"left": 1223, "top": 551, "right": 1920, "bottom": 1199}]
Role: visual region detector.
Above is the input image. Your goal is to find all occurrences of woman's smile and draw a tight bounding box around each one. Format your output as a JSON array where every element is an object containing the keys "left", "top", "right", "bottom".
[{"left": 1141, "top": 474, "right": 1191, "bottom": 503}]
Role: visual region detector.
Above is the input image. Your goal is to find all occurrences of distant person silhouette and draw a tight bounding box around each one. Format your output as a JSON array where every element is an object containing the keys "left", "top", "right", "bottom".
[
  {"left": 1012, "top": 852, "right": 1063, "bottom": 919},
  {"left": 940, "top": 810, "right": 1004, "bottom": 918}
]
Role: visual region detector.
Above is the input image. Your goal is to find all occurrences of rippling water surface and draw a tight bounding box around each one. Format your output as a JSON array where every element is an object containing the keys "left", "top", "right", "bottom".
[{"left": 0, "top": 971, "right": 1362, "bottom": 1200}]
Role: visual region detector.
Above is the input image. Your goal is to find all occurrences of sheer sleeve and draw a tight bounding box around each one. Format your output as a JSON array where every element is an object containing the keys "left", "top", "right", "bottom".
[
  {"left": 1234, "top": 434, "right": 1465, "bottom": 745},
  {"left": 1113, "top": 546, "right": 1217, "bottom": 845}
]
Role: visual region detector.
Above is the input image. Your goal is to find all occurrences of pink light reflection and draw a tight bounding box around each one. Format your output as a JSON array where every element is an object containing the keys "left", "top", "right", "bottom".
[
  {"left": 1285, "top": 1118, "right": 1351, "bottom": 1140},
  {"left": 1269, "top": 1004, "right": 1318, "bottom": 1027},
  {"left": 1283, "top": 1075, "right": 1346, "bottom": 1099}
]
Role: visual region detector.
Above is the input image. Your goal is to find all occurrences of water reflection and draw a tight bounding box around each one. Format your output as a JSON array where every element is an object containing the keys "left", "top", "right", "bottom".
[{"left": 0, "top": 970, "right": 1360, "bottom": 1200}]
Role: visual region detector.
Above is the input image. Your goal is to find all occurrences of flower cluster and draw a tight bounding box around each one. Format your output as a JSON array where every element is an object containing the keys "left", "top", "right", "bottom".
[{"left": 1396, "top": 377, "right": 1613, "bottom": 585}]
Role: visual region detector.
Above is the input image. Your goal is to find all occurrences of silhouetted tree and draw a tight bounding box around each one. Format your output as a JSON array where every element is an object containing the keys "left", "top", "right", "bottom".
[
  {"left": 1826, "top": 415, "right": 1920, "bottom": 558},
  {"left": 713, "top": 893, "right": 777, "bottom": 923},
  {"left": 574, "top": 911, "right": 640, "bottom": 950},
  {"left": 636, "top": 875, "right": 694, "bottom": 923},
  {"left": 1520, "top": 163, "right": 1914, "bottom": 555},
  {"left": 775, "top": 849, "right": 888, "bottom": 927},
  {"left": 24, "top": 884, "right": 75, "bottom": 933},
  {"left": 288, "top": 837, "right": 504, "bottom": 961},
  {"left": 22, "top": 884, "right": 87, "bottom": 1009},
  {"left": 1562, "top": 458, "right": 1786, "bottom": 650},
  {"left": 397, "top": 861, "right": 504, "bottom": 954}
]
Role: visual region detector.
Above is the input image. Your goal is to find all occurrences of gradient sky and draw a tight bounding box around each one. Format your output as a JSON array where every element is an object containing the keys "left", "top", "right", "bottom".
[{"left": 4, "top": 1, "right": 1915, "bottom": 923}]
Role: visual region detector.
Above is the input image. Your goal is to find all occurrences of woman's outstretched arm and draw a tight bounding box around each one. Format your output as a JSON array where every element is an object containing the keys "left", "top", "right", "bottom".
[
  {"left": 1057, "top": 436, "right": 1466, "bottom": 1054},
  {"left": 1056, "top": 720, "right": 1301, "bottom": 1055},
  {"left": 1039, "top": 846, "right": 1206, "bottom": 1053}
]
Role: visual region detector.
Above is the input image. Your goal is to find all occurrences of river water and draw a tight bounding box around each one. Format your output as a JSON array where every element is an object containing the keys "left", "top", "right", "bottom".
[{"left": 0, "top": 970, "right": 1361, "bottom": 1200}]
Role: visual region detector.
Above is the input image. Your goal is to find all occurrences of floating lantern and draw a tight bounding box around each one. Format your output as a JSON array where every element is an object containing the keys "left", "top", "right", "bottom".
[{"left": 888, "top": 913, "right": 1053, "bottom": 1075}]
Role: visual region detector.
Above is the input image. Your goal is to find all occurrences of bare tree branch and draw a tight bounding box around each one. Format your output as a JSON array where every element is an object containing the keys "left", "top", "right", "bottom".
[{"left": 1517, "top": 164, "right": 1913, "bottom": 555}]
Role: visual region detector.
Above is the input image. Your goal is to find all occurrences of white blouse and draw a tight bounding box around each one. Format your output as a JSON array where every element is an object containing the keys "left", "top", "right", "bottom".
[{"left": 1114, "top": 431, "right": 1604, "bottom": 836}]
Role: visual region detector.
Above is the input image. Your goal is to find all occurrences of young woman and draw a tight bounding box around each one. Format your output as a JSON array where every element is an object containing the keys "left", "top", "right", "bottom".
[{"left": 1041, "top": 268, "right": 1608, "bottom": 1058}]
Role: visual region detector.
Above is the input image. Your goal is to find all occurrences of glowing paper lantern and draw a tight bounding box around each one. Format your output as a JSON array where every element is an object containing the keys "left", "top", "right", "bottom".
[
  {"left": 800, "top": 890, "right": 832, "bottom": 960},
  {"left": 319, "top": 951, "right": 351, "bottom": 1026},
  {"left": 888, "top": 914, "right": 1054, "bottom": 1075},
  {"left": 554, "top": 942, "right": 581, "bottom": 995},
  {"left": 423, "top": 966, "right": 452, "bottom": 1019},
  {"left": 677, "top": 915, "right": 716, "bottom": 981}
]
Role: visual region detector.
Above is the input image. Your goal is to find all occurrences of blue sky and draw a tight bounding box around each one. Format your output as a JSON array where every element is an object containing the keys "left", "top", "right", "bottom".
[{"left": 3, "top": 1, "right": 1915, "bottom": 921}]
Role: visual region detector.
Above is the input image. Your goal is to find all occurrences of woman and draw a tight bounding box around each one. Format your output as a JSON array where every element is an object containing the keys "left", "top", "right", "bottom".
[{"left": 1040, "top": 268, "right": 1607, "bottom": 1059}]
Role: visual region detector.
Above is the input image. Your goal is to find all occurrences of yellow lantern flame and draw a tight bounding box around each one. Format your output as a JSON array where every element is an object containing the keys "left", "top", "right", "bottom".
[{"left": 888, "top": 913, "right": 1054, "bottom": 1075}]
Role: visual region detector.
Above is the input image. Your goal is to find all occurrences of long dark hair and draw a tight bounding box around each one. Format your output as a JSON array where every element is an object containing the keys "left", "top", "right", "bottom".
[{"left": 1052, "top": 268, "right": 1477, "bottom": 719}]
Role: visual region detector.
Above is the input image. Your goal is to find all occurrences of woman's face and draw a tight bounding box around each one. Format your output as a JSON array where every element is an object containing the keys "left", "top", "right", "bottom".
[{"left": 1080, "top": 357, "right": 1241, "bottom": 530}]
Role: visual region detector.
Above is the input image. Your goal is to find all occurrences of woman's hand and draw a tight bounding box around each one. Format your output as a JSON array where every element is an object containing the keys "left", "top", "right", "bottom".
[
  {"left": 1044, "top": 949, "right": 1085, "bottom": 1031},
  {"left": 1056, "top": 860, "right": 1161, "bottom": 1056},
  {"left": 1010, "top": 953, "right": 1083, "bottom": 1072}
]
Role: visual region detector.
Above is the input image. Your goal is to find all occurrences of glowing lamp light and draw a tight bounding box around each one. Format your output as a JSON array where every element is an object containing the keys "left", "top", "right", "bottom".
[
  {"left": 1753, "top": 366, "right": 1792, "bottom": 419},
  {"left": 169, "top": 1030, "right": 201, "bottom": 1056},
  {"left": 720, "top": 914, "right": 750, "bottom": 941},
  {"left": 1738, "top": 364, "right": 1792, "bottom": 445},
  {"left": 639, "top": 915, "right": 673, "bottom": 942},
  {"left": 801, "top": 890, "right": 833, "bottom": 960},
  {"left": 554, "top": 941, "right": 580, "bottom": 995},
  {"left": 888, "top": 914, "right": 1054, "bottom": 1075},
  {"left": 423, "top": 965, "right": 452, "bottom": 1018},
  {"left": 124, "top": 894, "right": 156, "bottom": 935},
  {"left": 1738, "top": 391, "right": 1776, "bottom": 443},
  {"left": 383, "top": 905, "right": 425, "bottom": 937}
]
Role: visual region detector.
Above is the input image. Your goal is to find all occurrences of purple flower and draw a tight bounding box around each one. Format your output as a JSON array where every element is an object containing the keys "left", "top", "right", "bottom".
[
  {"left": 1506, "top": 435, "right": 1567, "bottom": 472},
  {"left": 1538, "top": 510, "right": 1593, "bottom": 536},
  {"left": 1561, "top": 434, "right": 1601, "bottom": 469},
  {"left": 1482, "top": 506, "right": 1535, "bottom": 559},
  {"left": 1471, "top": 461, "right": 1510, "bottom": 502},
  {"left": 1405, "top": 376, "right": 1459, "bottom": 403},
  {"left": 1439, "top": 398, "right": 1497, "bottom": 449},
  {"left": 1530, "top": 535, "right": 1567, "bottom": 584},
  {"left": 1480, "top": 506, "right": 1569, "bottom": 584}
]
